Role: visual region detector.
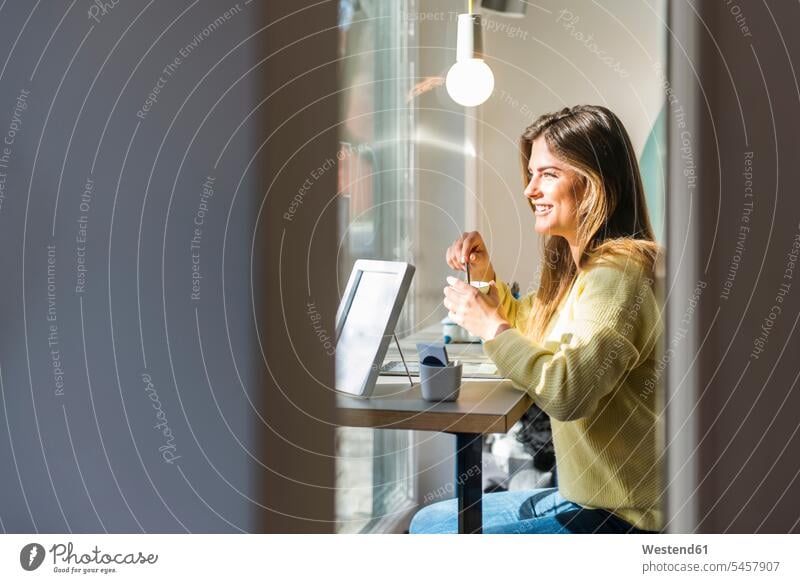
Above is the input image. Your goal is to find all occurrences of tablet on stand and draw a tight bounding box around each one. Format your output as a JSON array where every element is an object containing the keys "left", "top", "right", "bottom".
[{"left": 334, "top": 260, "right": 415, "bottom": 398}]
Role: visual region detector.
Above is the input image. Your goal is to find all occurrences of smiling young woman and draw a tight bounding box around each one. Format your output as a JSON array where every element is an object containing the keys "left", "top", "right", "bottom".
[
  {"left": 417, "top": 105, "right": 665, "bottom": 534},
  {"left": 519, "top": 106, "right": 661, "bottom": 346}
]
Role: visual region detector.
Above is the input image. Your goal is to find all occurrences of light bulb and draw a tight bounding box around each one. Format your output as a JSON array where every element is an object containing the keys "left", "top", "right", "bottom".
[
  {"left": 446, "top": 14, "right": 495, "bottom": 107},
  {"left": 446, "top": 58, "right": 495, "bottom": 107}
]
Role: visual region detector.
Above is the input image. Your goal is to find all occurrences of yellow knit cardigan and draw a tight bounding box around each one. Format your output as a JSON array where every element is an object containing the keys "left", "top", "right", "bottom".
[{"left": 483, "top": 255, "right": 665, "bottom": 532}]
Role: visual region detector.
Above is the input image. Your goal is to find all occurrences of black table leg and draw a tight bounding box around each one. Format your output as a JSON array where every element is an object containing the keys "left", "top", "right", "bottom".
[{"left": 455, "top": 432, "right": 483, "bottom": 534}]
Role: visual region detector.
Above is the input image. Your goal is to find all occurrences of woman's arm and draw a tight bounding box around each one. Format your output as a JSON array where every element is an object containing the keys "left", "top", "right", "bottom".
[{"left": 483, "top": 264, "right": 661, "bottom": 422}]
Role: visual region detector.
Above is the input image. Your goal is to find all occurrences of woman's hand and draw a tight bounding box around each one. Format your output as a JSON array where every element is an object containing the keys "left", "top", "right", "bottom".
[
  {"left": 446, "top": 231, "right": 496, "bottom": 282},
  {"left": 443, "top": 276, "right": 511, "bottom": 341}
]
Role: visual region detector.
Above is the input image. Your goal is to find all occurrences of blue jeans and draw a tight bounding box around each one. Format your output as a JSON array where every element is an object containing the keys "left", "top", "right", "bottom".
[{"left": 409, "top": 487, "right": 657, "bottom": 534}]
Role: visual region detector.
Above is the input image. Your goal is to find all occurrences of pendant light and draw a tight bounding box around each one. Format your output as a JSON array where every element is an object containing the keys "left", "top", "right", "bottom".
[{"left": 445, "top": 0, "right": 495, "bottom": 107}]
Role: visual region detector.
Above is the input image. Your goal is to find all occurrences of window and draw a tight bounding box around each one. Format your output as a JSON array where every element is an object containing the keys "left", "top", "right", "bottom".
[{"left": 335, "top": 0, "right": 416, "bottom": 533}]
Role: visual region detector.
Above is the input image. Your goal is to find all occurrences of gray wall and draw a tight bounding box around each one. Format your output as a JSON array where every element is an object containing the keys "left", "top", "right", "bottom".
[
  {"left": 0, "top": 0, "right": 336, "bottom": 533},
  {"left": 667, "top": 1, "right": 800, "bottom": 533}
]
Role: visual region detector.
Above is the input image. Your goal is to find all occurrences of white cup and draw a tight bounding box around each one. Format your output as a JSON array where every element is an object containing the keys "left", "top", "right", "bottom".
[{"left": 470, "top": 281, "right": 491, "bottom": 294}]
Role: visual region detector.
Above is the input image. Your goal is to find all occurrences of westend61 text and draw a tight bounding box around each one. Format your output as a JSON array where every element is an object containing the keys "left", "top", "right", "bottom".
[{"left": 642, "top": 544, "right": 708, "bottom": 555}]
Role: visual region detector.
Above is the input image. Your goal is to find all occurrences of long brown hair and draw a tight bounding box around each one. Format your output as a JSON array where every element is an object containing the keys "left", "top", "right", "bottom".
[{"left": 520, "top": 105, "right": 661, "bottom": 342}]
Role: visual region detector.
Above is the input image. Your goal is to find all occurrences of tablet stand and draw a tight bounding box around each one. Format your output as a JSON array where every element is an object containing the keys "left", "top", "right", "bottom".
[{"left": 392, "top": 331, "right": 415, "bottom": 387}]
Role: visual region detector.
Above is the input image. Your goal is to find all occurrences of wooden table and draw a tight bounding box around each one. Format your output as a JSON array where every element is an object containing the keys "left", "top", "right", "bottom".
[{"left": 336, "top": 327, "right": 533, "bottom": 533}]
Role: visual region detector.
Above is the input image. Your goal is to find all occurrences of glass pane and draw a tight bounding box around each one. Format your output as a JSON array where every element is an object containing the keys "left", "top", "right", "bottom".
[{"left": 335, "top": 0, "right": 416, "bottom": 534}]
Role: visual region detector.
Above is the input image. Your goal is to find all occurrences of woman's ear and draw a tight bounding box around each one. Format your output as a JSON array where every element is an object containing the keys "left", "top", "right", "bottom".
[{"left": 571, "top": 172, "right": 589, "bottom": 201}]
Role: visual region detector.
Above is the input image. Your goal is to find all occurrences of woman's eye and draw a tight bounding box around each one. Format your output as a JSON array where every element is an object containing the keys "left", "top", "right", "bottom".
[{"left": 543, "top": 172, "right": 557, "bottom": 179}]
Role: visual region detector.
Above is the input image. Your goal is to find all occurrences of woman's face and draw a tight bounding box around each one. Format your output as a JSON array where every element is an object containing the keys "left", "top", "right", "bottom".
[{"left": 523, "top": 136, "right": 583, "bottom": 242}]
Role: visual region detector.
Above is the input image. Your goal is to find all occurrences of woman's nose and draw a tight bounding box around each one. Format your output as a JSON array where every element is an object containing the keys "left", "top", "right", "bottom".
[{"left": 524, "top": 177, "right": 540, "bottom": 199}]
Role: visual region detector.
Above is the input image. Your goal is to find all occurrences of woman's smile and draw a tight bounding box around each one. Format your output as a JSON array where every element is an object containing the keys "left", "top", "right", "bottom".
[{"left": 534, "top": 203, "right": 554, "bottom": 216}]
